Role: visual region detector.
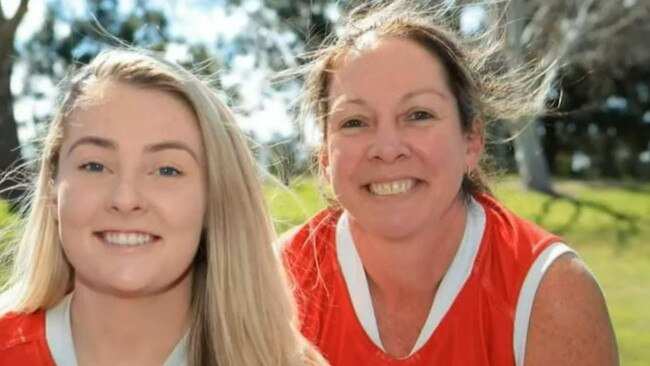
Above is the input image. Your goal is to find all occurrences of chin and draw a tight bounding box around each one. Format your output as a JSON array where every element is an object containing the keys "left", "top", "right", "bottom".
[{"left": 367, "top": 219, "right": 423, "bottom": 241}]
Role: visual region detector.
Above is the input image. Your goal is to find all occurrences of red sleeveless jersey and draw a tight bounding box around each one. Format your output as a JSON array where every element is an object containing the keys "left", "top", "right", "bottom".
[
  {"left": 0, "top": 311, "right": 56, "bottom": 365},
  {"left": 282, "top": 193, "right": 561, "bottom": 366}
]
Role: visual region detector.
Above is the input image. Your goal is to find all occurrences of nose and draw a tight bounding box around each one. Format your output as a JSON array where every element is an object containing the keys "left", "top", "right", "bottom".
[
  {"left": 108, "top": 174, "right": 146, "bottom": 214},
  {"left": 366, "top": 122, "right": 410, "bottom": 163}
]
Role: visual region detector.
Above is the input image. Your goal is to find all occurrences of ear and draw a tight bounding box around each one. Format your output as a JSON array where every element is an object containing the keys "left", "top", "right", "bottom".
[
  {"left": 465, "top": 118, "right": 485, "bottom": 171},
  {"left": 319, "top": 150, "right": 330, "bottom": 177}
]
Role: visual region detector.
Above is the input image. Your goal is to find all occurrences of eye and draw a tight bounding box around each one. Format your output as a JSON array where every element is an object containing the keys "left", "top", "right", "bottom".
[
  {"left": 79, "top": 162, "right": 105, "bottom": 172},
  {"left": 341, "top": 118, "right": 365, "bottom": 128},
  {"left": 158, "top": 166, "right": 182, "bottom": 177},
  {"left": 407, "top": 110, "right": 434, "bottom": 121}
]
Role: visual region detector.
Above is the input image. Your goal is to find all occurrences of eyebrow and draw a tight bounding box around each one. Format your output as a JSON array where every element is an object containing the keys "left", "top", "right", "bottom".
[
  {"left": 331, "top": 87, "right": 451, "bottom": 110},
  {"left": 66, "top": 136, "right": 200, "bottom": 163},
  {"left": 328, "top": 98, "right": 368, "bottom": 116},
  {"left": 401, "top": 88, "right": 451, "bottom": 102},
  {"left": 144, "top": 141, "right": 200, "bottom": 163},
  {"left": 66, "top": 136, "right": 117, "bottom": 157}
]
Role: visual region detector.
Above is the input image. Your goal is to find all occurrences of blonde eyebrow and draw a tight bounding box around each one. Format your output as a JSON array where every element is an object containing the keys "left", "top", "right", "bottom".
[
  {"left": 66, "top": 136, "right": 117, "bottom": 157},
  {"left": 67, "top": 137, "right": 200, "bottom": 164},
  {"left": 144, "top": 141, "right": 200, "bottom": 163}
]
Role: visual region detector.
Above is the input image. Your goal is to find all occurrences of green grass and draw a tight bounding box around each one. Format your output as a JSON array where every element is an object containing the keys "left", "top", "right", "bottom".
[
  {"left": 264, "top": 176, "right": 331, "bottom": 234},
  {"left": 0, "top": 200, "right": 20, "bottom": 284},
  {"left": 2, "top": 176, "right": 648, "bottom": 364},
  {"left": 267, "top": 176, "right": 650, "bottom": 366}
]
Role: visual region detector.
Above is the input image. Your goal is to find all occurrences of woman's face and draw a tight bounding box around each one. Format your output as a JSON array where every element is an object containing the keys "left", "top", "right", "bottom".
[
  {"left": 325, "top": 37, "right": 483, "bottom": 241},
  {"left": 53, "top": 81, "right": 206, "bottom": 298}
]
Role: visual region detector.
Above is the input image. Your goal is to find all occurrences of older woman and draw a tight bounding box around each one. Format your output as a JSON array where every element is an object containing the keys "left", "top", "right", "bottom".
[{"left": 281, "top": 2, "right": 618, "bottom": 365}]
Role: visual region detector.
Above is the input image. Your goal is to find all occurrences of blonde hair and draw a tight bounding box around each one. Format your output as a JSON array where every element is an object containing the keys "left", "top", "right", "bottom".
[
  {"left": 0, "top": 49, "right": 326, "bottom": 366},
  {"left": 295, "top": 0, "right": 553, "bottom": 198}
]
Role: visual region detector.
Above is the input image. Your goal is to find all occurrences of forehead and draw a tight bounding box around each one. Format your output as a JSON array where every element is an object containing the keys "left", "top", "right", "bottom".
[
  {"left": 327, "top": 37, "right": 452, "bottom": 100},
  {"left": 63, "top": 81, "right": 203, "bottom": 149}
]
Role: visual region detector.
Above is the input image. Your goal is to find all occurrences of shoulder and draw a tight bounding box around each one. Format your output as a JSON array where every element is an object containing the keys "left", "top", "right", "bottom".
[
  {"left": 525, "top": 253, "right": 619, "bottom": 365},
  {"left": 473, "top": 193, "right": 562, "bottom": 270},
  {"left": 0, "top": 311, "right": 46, "bottom": 351}
]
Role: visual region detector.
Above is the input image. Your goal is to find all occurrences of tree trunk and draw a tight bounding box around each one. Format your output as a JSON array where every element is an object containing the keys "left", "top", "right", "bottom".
[
  {"left": 0, "top": 0, "right": 30, "bottom": 206},
  {"left": 507, "top": 0, "right": 554, "bottom": 193},
  {"left": 512, "top": 117, "right": 554, "bottom": 192},
  {"left": 0, "top": 58, "right": 25, "bottom": 205}
]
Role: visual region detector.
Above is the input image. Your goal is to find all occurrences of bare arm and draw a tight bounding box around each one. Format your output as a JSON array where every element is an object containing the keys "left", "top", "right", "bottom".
[{"left": 524, "top": 253, "right": 619, "bottom": 366}]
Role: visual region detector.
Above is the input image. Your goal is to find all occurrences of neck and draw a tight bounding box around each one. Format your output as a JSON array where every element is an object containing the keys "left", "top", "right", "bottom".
[
  {"left": 70, "top": 274, "right": 192, "bottom": 366},
  {"left": 350, "top": 197, "right": 468, "bottom": 302}
]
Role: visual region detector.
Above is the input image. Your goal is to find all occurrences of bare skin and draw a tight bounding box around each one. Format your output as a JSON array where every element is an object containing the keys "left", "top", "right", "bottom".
[
  {"left": 72, "top": 276, "right": 192, "bottom": 366},
  {"left": 524, "top": 254, "right": 619, "bottom": 366},
  {"left": 354, "top": 195, "right": 468, "bottom": 358}
]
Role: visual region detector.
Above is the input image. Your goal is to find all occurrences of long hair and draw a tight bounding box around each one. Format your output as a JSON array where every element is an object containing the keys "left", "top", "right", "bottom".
[
  {"left": 294, "top": 0, "right": 554, "bottom": 199},
  {"left": 0, "top": 49, "right": 326, "bottom": 366}
]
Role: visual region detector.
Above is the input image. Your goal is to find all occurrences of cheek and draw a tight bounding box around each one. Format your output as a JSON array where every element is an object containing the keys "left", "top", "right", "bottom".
[
  {"left": 328, "top": 137, "right": 364, "bottom": 170},
  {"left": 327, "top": 139, "right": 363, "bottom": 191},
  {"left": 158, "top": 186, "right": 206, "bottom": 235},
  {"left": 417, "top": 131, "right": 467, "bottom": 166},
  {"left": 56, "top": 180, "right": 104, "bottom": 226}
]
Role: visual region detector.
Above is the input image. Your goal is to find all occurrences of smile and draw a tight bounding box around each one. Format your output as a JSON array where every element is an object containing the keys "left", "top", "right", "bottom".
[
  {"left": 367, "top": 179, "right": 416, "bottom": 196},
  {"left": 97, "top": 231, "right": 159, "bottom": 246}
]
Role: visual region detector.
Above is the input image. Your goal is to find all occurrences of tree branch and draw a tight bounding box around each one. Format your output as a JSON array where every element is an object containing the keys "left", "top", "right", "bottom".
[
  {"left": 9, "top": 0, "right": 30, "bottom": 30},
  {"left": 0, "top": 0, "right": 29, "bottom": 64}
]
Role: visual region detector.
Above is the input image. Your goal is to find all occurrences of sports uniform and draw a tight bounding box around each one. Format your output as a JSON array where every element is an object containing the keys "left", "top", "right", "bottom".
[
  {"left": 0, "top": 294, "right": 188, "bottom": 365},
  {"left": 282, "top": 193, "right": 573, "bottom": 366}
]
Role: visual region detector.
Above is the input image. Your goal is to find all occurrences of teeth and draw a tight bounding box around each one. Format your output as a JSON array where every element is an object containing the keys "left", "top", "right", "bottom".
[
  {"left": 368, "top": 179, "right": 415, "bottom": 196},
  {"left": 103, "top": 232, "right": 154, "bottom": 246}
]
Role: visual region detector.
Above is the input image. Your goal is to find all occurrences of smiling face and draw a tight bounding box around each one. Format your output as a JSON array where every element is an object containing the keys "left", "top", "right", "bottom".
[
  {"left": 53, "top": 81, "right": 206, "bottom": 297},
  {"left": 325, "top": 37, "right": 483, "bottom": 241}
]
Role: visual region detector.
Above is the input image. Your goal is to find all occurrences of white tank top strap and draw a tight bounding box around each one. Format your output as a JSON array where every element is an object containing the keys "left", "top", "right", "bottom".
[{"left": 513, "top": 242, "right": 575, "bottom": 366}]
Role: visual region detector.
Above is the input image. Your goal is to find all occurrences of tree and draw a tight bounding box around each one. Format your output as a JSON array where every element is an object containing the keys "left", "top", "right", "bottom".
[
  {"left": 0, "top": 0, "right": 29, "bottom": 204},
  {"left": 499, "top": 0, "right": 650, "bottom": 191}
]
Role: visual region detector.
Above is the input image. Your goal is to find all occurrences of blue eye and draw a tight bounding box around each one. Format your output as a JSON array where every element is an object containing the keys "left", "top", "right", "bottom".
[
  {"left": 407, "top": 110, "right": 434, "bottom": 121},
  {"left": 158, "top": 166, "right": 182, "bottom": 176},
  {"left": 79, "top": 162, "right": 105, "bottom": 172},
  {"left": 341, "top": 119, "right": 365, "bottom": 128}
]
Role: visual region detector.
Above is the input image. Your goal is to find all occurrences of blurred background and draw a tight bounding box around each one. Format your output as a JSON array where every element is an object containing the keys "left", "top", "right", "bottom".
[{"left": 0, "top": 0, "right": 649, "bottom": 364}]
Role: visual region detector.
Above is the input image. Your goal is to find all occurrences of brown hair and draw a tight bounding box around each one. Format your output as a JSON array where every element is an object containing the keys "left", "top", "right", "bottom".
[{"left": 297, "top": 0, "right": 552, "bottom": 199}]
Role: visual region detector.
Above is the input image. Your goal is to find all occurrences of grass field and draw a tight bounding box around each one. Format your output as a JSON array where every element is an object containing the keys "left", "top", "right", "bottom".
[
  {"left": 2, "top": 177, "right": 649, "bottom": 364},
  {"left": 267, "top": 176, "right": 650, "bottom": 366}
]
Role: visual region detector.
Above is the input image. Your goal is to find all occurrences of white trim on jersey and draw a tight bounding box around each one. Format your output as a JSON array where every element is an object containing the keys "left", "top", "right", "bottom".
[
  {"left": 513, "top": 242, "right": 574, "bottom": 366},
  {"left": 46, "top": 293, "right": 190, "bottom": 366},
  {"left": 46, "top": 293, "right": 78, "bottom": 366},
  {"left": 336, "top": 197, "right": 486, "bottom": 355},
  {"left": 336, "top": 197, "right": 573, "bottom": 361}
]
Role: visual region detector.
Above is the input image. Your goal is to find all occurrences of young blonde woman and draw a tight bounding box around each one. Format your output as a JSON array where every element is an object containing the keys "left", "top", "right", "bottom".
[
  {"left": 281, "top": 2, "right": 618, "bottom": 366},
  {"left": 0, "top": 49, "right": 327, "bottom": 366}
]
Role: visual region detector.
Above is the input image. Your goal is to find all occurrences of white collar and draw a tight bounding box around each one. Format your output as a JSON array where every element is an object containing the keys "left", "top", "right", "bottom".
[
  {"left": 45, "top": 293, "right": 189, "bottom": 366},
  {"left": 336, "top": 197, "right": 486, "bottom": 356}
]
